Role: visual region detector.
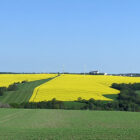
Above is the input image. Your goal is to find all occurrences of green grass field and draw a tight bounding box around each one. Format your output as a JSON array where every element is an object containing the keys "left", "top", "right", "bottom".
[
  {"left": 103, "top": 94, "right": 118, "bottom": 100},
  {"left": 0, "top": 78, "right": 53, "bottom": 104},
  {"left": 0, "top": 109, "right": 140, "bottom": 140}
]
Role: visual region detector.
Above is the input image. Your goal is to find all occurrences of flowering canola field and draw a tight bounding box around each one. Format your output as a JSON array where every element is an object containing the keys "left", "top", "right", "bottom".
[
  {"left": 0, "top": 74, "right": 56, "bottom": 87},
  {"left": 29, "top": 74, "right": 140, "bottom": 102}
]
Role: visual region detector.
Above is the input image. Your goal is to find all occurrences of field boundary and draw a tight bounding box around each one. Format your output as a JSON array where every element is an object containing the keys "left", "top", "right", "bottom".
[{"left": 31, "top": 76, "right": 59, "bottom": 102}]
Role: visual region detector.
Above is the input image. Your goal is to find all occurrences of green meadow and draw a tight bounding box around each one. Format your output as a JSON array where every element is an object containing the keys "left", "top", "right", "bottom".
[{"left": 0, "top": 109, "right": 140, "bottom": 140}]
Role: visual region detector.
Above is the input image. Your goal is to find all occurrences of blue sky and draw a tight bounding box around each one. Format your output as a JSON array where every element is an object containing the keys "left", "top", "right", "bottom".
[{"left": 0, "top": 0, "right": 140, "bottom": 73}]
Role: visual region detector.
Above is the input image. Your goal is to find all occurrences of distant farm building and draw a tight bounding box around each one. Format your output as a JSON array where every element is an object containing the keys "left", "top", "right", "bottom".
[
  {"left": 89, "top": 71, "right": 99, "bottom": 75},
  {"left": 89, "top": 71, "right": 107, "bottom": 75}
]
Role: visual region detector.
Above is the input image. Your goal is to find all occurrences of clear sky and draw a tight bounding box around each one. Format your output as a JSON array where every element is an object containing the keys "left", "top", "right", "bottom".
[{"left": 0, "top": 0, "right": 140, "bottom": 73}]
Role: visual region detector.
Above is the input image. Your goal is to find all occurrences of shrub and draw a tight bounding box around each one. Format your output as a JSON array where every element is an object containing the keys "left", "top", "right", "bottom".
[
  {"left": 7, "top": 83, "right": 18, "bottom": 91},
  {"left": 0, "top": 87, "right": 7, "bottom": 96},
  {"left": 21, "top": 80, "right": 28, "bottom": 83}
]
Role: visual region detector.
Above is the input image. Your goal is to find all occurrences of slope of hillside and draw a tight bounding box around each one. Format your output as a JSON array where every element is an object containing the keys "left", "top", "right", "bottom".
[
  {"left": 0, "top": 109, "right": 140, "bottom": 140},
  {"left": 30, "top": 74, "right": 140, "bottom": 102}
]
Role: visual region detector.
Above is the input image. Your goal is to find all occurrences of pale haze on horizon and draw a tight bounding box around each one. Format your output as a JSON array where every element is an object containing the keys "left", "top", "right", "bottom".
[{"left": 0, "top": 0, "right": 140, "bottom": 74}]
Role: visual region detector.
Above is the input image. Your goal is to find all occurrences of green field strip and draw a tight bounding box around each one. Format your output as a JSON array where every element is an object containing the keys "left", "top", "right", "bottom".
[
  {"left": 0, "top": 78, "right": 55, "bottom": 104},
  {"left": 0, "top": 109, "right": 140, "bottom": 140},
  {"left": 103, "top": 94, "right": 119, "bottom": 100}
]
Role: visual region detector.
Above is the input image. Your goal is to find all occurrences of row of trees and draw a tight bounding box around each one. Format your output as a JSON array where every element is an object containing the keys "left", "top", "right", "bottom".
[
  {"left": 10, "top": 98, "right": 64, "bottom": 109},
  {"left": 111, "top": 83, "right": 140, "bottom": 90}
]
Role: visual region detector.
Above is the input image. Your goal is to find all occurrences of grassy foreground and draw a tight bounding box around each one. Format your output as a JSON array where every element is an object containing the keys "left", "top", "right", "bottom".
[
  {"left": 0, "top": 78, "right": 53, "bottom": 104},
  {"left": 0, "top": 109, "right": 140, "bottom": 140}
]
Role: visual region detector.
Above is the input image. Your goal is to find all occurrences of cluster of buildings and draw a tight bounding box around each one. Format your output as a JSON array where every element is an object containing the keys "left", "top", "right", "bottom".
[
  {"left": 89, "top": 70, "right": 107, "bottom": 75},
  {"left": 89, "top": 71, "right": 139, "bottom": 77}
]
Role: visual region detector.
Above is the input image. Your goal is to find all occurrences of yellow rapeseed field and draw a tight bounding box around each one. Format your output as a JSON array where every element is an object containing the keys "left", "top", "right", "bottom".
[
  {"left": 0, "top": 74, "right": 56, "bottom": 87},
  {"left": 29, "top": 74, "right": 140, "bottom": 102}
]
